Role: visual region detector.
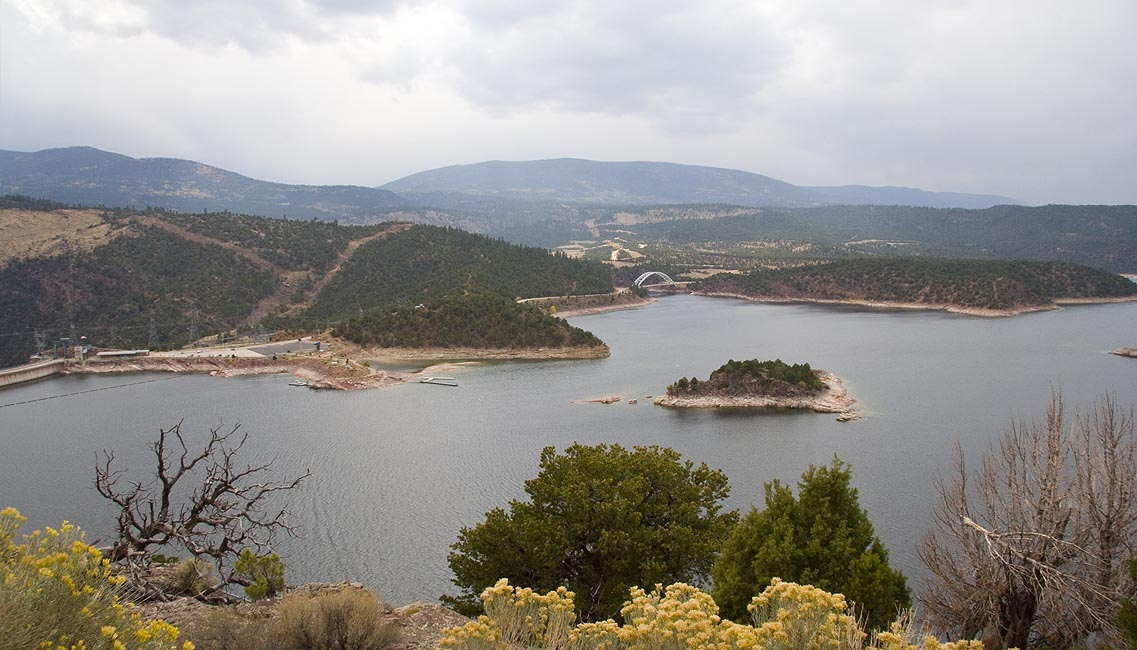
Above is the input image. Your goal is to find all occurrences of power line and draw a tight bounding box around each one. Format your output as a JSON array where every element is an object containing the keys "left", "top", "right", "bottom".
[{"left": 0, "top": 374, "right": 186, "bottom": 409}]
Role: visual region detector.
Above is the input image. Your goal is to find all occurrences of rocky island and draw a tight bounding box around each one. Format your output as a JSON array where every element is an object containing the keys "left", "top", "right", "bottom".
[{"left": 654, "top": 358, "right": 859, "bottom": 420}]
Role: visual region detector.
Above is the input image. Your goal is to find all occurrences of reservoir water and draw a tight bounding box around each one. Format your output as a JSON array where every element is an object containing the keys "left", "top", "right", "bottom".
[{"left": 2, "top": 294, "right": 1136, "bottom": 605}]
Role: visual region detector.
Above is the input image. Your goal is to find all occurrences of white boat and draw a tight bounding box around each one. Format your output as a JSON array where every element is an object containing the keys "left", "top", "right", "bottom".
[
  {"left": 419, "top": 377, "right": 458, "bottom": 387},
  {"left": 288, "top": 379, "right": 309, "bottom": 387}
]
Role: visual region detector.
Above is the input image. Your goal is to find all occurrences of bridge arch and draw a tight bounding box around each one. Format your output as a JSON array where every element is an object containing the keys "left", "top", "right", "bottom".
[{"left": 633, "top": 271, "right": 675, "bottom": 287}]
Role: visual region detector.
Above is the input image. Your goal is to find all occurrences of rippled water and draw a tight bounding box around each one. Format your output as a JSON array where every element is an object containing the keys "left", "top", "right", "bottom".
[{"left": 2, "top": 294, "right": 1135, "bottom": 604}]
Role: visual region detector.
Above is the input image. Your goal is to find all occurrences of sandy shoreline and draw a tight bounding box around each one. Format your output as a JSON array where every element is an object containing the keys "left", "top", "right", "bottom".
[
  {"left": 694, "top": 291, "right": 1137, "bottom": 317},
  {"left": 554, "top": 296, "right": 654, "bottom": 317},
  {"left": 653, "top": 371, "right": 860, "bottom": 420}
]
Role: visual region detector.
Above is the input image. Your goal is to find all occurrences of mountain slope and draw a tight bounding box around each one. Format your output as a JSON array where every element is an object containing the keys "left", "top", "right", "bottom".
[
  {"left": 0, "top": 200, "right": 614, "bottom": 366},
  {"left": 383, "top": 158, "right": 1019, "bottom": 209},
  {"left": 626, "top": 204, "right": 1137, "bottom": 272},
  {"left": 0, "top": 147, "right": 405, "bottom": 220}
]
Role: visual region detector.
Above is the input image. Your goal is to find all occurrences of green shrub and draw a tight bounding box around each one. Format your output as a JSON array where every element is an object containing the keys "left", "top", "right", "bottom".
[
  {"left": 276, "top": 587, "right": 399, "bottom": 650},
  {"left": 185, "top": 608, "right": 274, "bottom": 650},
  {"left": 234, "top": 551, "right": 285, "bottom": 601},
  {"left": 171, "top": 558, "right": 219, "bottom": 598},
  {"left": 0, "top": 506, "right": 192, "bottom": 650}
]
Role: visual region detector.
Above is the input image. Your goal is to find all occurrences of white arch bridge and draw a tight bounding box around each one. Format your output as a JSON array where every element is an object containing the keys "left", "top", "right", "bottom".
[{"left": 633, "top": 271, "right": 676, "bottom": 288}]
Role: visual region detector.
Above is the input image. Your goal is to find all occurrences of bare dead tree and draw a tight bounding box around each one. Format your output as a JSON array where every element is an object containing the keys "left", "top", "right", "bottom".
[
  {"left": 919, "top": 393, "right": 1137, "bottom": 649},
  {"left": 95, "top": 421, "right": 310, "bottom": 600}
]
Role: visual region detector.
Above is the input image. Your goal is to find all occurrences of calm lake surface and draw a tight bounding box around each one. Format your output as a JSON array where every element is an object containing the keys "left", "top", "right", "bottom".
[{"left": 2, "top": 294, "right": 1136, "bottom": 604}]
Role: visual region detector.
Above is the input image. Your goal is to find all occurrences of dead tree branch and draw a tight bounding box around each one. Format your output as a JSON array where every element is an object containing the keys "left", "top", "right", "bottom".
[{"left": 95, "top": 421, "right": 309, "bottom": 600}]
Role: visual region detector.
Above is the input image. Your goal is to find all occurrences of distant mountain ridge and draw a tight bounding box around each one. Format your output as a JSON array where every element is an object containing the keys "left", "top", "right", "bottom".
[
  {"left": 383, "top": 158, "right": 1021, "bottom": 209},
  {"left": 0, "top": 146, "right": 405, "bottom": 220},
  {"left": 0, "top": 148, "right": 1021, "bottom": 221}
]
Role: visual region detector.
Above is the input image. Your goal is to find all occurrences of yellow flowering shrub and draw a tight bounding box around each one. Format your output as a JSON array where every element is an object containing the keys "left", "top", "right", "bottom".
[
  {"left": 0, "top": 507, "right": 193, "bottom": 650},
  {"left": 440, "top": 577, "right": 990, "bottom": 650},
  {"left": 441, "top": 579, "right": 577, "bottom": 650},
  {"left": 747, "top": 578, "right": 864, "bottom": 650}
]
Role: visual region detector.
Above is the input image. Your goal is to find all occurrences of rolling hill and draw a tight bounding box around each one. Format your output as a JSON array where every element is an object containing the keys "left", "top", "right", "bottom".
[
  {"left": 0, "top": 148, "right": 1020, "bottom": 226},
  {"left": 0, "top": 147, "right": 405, "bottom": 220},
  {"left": 383, "top": 158, "right": 1020, "bottom": 209}
]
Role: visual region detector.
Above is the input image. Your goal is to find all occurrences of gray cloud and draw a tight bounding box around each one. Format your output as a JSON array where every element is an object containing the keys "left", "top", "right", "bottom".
[
  {"left": 2, "top": 0, "right": 1135, "bottom": 203},
  {"left": 444, "top": 1, "right": 787, "bottom": 133},
  {"left": 29, "top": 0, "right": 402, "bottom": 50}
]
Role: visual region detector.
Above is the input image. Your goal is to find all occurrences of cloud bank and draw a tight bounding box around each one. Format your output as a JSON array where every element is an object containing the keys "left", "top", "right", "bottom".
[{"left": 2, "top": 0, "right": 1135, "bottom": 203}]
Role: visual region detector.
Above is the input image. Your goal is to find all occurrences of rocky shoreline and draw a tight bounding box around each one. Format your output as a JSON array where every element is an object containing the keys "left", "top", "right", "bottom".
[
  {"left": 694, "top": 291, "right": 1137, "bottom": 317},
  {"left": 62, "top": 343, "right": 609, "bottom": 391},
  {"left": 64, "top": 356, "right": 402, "bottom": 390},
  {"left": 1112, "top": 347, "right": 1137, "bottom": 359},
  {"left": 653, "top": 371, "right": 861, "bottom": 420}
]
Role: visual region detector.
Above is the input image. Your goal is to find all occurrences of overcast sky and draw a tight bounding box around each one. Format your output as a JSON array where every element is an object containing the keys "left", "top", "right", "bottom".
[{"left": 2, "top": 0, "right": 1135, "bottom": 204}]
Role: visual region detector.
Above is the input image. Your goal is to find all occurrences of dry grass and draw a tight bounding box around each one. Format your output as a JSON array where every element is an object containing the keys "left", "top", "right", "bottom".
[{"left": 0, "top": 208, "right": 117, "bottom": 266}]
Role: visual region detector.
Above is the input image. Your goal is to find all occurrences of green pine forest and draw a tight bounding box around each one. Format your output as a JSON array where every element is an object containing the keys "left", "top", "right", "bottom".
[
  {"left": 332, "top": 292, "right": 605, "bottom": 350},
  {"left": 668, "top": 358, "right": 827, "bottom": 397},
  {"left": 693, "top": 258, "right": 1137, "bottom": 310}
]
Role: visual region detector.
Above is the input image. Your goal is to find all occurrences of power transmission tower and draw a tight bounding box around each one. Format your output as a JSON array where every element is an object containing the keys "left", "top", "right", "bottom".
[
  {"left": 148, "top": 307, "right": 159, "bottom": 350},
  {"left": 188, "top": 301, "right": 200, "bottom": 347}
]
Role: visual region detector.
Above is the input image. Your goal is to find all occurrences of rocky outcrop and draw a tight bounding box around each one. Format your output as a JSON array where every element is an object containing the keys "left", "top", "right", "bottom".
[{"left": 1112, "top": 347, "right": 1137, "bottom": 358}]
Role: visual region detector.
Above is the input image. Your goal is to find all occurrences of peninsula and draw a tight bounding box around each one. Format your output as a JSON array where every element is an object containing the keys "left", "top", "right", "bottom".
[
  {"left": 654, "top": 358, "right": 859, "bottom": 420},
  {"left": 692, "top": 258, "right": 1137, "bottom": 316}
]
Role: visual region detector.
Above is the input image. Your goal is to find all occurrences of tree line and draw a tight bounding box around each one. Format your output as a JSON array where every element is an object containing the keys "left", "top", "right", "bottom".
[
  {"left": 668, "top": 358, "right": 827, "bottom": 397},
  {"left": 332, "top": 292, "right": 604, "bottom": 349},
  {"left": 695, "top": 258, "right": 1137, "bottom": 310}
]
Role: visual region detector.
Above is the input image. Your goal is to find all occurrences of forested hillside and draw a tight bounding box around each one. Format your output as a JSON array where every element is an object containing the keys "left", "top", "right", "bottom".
[
  {"left": 631, "top": 204, "right": 1137, "bottom": 272},
  {"left": 0, "top": 201, "right": 614, "bottom": 366},
  {"left": 333, "top": 293, "right": 604, "bottom": 350},
  {"left": 0, "top": 225, "right": 275, "bottom": 366},
  {"left": 694, "top": 258, "right": 1137, "bottom": 310},
  {"left": 151, "top": 211, "right": 385, "bottom": 272},
  {"left": 302, "top": 226, "right": 613, "bottom": 322}
]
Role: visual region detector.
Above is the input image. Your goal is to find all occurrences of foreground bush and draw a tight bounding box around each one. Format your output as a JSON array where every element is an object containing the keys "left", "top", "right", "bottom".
[
  {"left": 186, "top": 586, "right": 400, "bottom": 650},
  {"left": 713, "top": 458, "right": 910, "bottom": 629},
  {"left": 277, "top": 587, "right": 399, "bottom": 650},
  {"left": 440, "top": 578, "right": 984, "bottom": 650},
  {"left": 0, "top": 507, "right": 193, "bottom": 650},
  {"left": 446, "top": 444, "right": 736, "bottom": 620}
]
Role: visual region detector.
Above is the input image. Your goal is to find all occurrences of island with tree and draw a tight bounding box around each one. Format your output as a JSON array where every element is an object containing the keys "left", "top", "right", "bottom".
[{"left": 655, "top": 358, "right": 859, "bottom": 419}]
